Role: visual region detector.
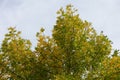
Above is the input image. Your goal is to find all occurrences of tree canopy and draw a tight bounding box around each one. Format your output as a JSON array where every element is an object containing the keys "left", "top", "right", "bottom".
[{"left": 0, "top": 5, "right": 120, "bottom": 80}]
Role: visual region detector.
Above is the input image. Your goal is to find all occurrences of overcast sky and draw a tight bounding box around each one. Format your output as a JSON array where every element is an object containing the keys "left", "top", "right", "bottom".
[{"left": 0, "top": 0, "right": 120, "bottom": 49}]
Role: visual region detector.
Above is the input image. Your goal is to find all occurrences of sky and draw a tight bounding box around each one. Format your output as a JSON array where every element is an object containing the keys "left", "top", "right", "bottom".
[{"left": 0, "top": 0, "right": 120, "bottom": 49}]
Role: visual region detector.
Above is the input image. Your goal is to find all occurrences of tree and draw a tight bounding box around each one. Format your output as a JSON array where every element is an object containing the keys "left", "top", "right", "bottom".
[
  {"left": 0, "top": 4, "right": 119, "bottom": 80},
  {"left": 35, "top": 28, "right": 63, "bottom": 79},
  {"left": 99, "top": 51, "right": 120, "bottom": 80},
  {"left": 0, "top": 27, "right": 36, "bottom": 80},
  {"left": 52, "top": 4, "right": 112, "bottom": 79}
]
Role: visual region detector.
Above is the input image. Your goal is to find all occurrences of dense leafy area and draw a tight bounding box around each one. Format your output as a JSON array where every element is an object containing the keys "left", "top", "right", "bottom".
[{"left": 0, "top": 5, "right": 120, "bottom": 80}]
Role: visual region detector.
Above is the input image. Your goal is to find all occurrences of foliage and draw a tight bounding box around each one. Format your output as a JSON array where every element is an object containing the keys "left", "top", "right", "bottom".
[
  {"left": 0, "top": 5, "right": 119, "bottom": 80},
  {"left": 100, "top": 56, "right": 120, "bottom": 80},
  {"left": 55, "top": 74, "right": 76, "bottom": 80},
  {"left": 0, "top": 27, "right": 36, "bottom": 80},
  {"left": 53, "top": 4, "right": 112, "bottom": 79},
  {"left": 35, "top": 28, "right": 63, "bottom": 79}
]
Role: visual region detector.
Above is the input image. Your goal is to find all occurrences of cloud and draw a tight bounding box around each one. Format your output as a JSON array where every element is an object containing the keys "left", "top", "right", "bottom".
[{"left": 0, "top": 0, "right": 120, "bottom": 49}]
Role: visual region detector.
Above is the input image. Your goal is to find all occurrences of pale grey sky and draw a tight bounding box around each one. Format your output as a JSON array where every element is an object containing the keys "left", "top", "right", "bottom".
[{"left": 0, "top": 0, "right": 120, "bottom": 49}]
